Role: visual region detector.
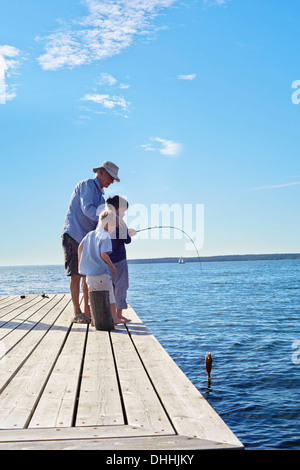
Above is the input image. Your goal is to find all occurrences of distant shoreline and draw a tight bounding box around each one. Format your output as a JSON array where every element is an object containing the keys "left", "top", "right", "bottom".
[
  {"left": 0, "top": 253, "right": 299, "bottom": 268},
  {"left": 127, "top": 253, "right": 300, "bottom": 264}
]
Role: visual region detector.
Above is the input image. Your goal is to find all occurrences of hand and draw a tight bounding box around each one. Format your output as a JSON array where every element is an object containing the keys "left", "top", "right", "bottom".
[
  {"left": 128, "top": 228, "right": 137, "bottom": 237},
  {"left": 118, "top": 217, "right": 126, "bottom": 227},
  {"left": 111, "top": 264, "right": 117, "bottom": 275}
]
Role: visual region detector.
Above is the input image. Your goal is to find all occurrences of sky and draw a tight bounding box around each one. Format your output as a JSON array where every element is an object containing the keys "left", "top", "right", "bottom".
[{"left": 0, "top": 0, "right": 299, "bottom": 266}]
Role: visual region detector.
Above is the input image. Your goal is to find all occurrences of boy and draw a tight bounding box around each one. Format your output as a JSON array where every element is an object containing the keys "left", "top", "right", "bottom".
[
  {"left": 106, "top": 196, "right": 137, "bottom": 323},
  {"left": 78, "top": 209, "right": 121, "bottom": 325}
]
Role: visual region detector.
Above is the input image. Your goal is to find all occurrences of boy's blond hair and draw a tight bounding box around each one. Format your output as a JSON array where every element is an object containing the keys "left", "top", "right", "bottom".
[{"left": 98, "top": 209, "right": 117, "bottom": 230}]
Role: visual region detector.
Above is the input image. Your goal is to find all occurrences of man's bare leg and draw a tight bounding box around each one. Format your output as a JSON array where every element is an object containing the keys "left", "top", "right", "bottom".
[
  {"left": 70, "top": 274, "right": 90, "bottom": 323},
  {"left": 70, "top": 274, "right": 81, "bottom": 317},
  {"left": 81, "top": 277, "right": 91, "bottom": 318}
]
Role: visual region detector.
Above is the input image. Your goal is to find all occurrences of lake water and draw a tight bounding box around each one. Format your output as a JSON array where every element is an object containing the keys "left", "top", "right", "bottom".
[{"left": 0, "top": 260, "right": 299, "bottom": 450}]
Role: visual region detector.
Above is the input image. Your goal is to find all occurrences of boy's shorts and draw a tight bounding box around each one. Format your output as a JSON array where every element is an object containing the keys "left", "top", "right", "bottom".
[
  {"left": 62, "top": 233, "right": 80, "bottom": 276},
  {"left": 86, "top": 274, "right": 116, "bottom": 303},
  {"left": 111, "top": 259, "right": 129, "bottom": 310}
]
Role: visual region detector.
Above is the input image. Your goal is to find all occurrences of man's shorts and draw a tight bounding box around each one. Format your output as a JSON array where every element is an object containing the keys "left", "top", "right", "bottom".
[
  {"left": 62, "top": 233, "right": 80, "bottom": 276},
  {"left": 86, "top": 274, "right": 116, "bottom": 303}
]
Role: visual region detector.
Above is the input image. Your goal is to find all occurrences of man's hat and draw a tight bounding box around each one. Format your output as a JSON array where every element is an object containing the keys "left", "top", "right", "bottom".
[{"left": 93, "top": 161, "right": 120, "bottom": 182}]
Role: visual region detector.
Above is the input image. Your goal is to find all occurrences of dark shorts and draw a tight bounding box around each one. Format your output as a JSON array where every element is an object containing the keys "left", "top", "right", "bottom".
[{"left": 62, "top": 233, "right": 80, "bottom": 276}]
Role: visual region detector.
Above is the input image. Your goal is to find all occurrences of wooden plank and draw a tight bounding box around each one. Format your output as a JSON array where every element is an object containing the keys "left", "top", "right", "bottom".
[
  {"left": 0, "top": 424, "right": 158, "bottom": 442},
  {"left": 0, "top": 294, "right": 39, "bottom": 308},
  {"left": 0, "top": 296, "right": 52, "bottom": 331},
  {"left": 76, "top": 328, "right": 124, "bottom": 426},
  {"left": 0, "top": 295, "right": 70, "bottom": 391},
  {"left": 0, "top": 296, "right": 73, "bottom": 429},
  {"left": 125, "top": 306, "right": 243, "bottom": 448},
  {"left": 0, "top": 295, "right": 19, "bottom": 305},
  {"left": 0, "top": 295, "right": 41, "bottom": 320},
  {"left": 28, "top": 322, "right": 88, "bottom": 428},
  {"left": 110, "top": 325, "right": 175, "bottom": 435},
  {"left": 0, "top": 295, "right": 27, "bottom": 306},
  {"left": 0, "top": 433, "right": 238, "bottom": 450}
]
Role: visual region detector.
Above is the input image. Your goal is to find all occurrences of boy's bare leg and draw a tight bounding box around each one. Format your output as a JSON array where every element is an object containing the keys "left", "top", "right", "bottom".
[
  {"left": 117, "top": 308, "right": 131, "bottom": 322},
  {"left": 111, "top": 303, "right": 122, "bottom": 325},
  {"left": 116, "top": 308, "right": 122, "bottom": 320}
]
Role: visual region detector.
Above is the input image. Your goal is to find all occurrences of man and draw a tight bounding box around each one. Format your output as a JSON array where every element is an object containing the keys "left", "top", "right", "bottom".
[{"left": 62, "top": 161, "right": 120, "bottom": 323}]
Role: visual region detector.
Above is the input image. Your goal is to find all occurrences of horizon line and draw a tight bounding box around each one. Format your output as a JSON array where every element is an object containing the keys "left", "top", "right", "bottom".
[{"left": 1, "top": 252, "right": 299, "bottom": 268}]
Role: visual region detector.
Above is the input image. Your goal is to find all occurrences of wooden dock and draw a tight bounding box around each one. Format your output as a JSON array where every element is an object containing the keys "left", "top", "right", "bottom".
[{"left": 0, "top": 293, "right": 243, "bottom": 450}]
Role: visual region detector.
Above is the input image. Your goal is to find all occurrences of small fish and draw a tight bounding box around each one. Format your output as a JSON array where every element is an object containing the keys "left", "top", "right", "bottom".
[{"left": 205, "top": 352, "right": 212, "bottom": 380}]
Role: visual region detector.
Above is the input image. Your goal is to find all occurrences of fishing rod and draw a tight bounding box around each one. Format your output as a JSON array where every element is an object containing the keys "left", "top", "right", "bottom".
[{"left": 136, "top": 225, "right": 202, "bottom": 271}]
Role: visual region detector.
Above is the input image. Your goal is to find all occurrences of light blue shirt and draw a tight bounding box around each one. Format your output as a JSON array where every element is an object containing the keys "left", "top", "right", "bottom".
[
  {"left": 79, "top": 227, "right": 112, "bottom": 276},
  {"left": 62, "top": 177, "right": 105, "bottom": 243}
]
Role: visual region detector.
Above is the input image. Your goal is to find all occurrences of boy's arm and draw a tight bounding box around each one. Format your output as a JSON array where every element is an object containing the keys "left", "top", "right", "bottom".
[
  {"left": 101, "top": 252, "right": 117, "bottom": 275},
  {"left": 128, "top": 228, "right": 137, "bottom": 238}
]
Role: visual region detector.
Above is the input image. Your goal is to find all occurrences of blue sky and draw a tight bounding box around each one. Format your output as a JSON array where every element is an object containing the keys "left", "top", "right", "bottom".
[{"left": 0, "top": 0, "right": 299, "bottom": 265}]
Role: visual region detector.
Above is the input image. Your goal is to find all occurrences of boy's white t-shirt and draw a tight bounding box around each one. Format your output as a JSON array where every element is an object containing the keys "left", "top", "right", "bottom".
[{"left": 79, "top": 227, "right": 112, "bottom": 276}]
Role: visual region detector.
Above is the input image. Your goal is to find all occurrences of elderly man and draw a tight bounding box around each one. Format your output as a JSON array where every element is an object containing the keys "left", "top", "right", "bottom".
[{"left": 62, "top": 161, "right": 120, "bottom": 323}]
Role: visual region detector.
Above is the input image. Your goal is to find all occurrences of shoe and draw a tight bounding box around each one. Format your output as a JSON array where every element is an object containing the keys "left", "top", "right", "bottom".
[{"left": 72, "top": 313, "right": 91, "bottom": 324}]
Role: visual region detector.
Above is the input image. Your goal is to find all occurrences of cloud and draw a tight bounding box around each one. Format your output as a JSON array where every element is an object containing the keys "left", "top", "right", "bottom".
[
  {"left": 37, "top": 0, "right": 178, "bottom": 71},
  {"left": 155, "top": 137, "right": 182, "bottom": 156},
  {"left": 177, "top": 73, "right": 196, "bottom": 80},
  {"left": 202, "top": 0, "right": 230, "bottom": 6},
  {"left": 80, "top": 70, "right": 131, "bottom": 117},
  {"left": 81, "top": 92, "right": 130, "bottom": 112},
  {"left": 0, "top": 45, "right": 22, "bottom": 104},
  {"left": 249, "top": 182, "right": 300, "bottom": 191},
  {"left": 142, "top": 137, "right": 182, "bottom": 157},
  {"left": 98, "top": 72, "right": 129, "bottom": 89},
  {"left": 98, "top": 72, "right": 117, "bottom": 86}
]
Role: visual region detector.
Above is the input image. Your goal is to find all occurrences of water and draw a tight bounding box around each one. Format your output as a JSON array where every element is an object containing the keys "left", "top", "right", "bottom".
[{"left": 0, "top": 260, "right": 299, "bottom": 449}]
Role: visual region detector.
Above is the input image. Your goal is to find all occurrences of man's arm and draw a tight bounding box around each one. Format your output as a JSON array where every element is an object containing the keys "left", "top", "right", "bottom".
[
  {"left": 79, "top": 180, "right": 105, "bottom": 222},
  {"left": 78, "top": 243, "right": 83, "bottom": 265}
]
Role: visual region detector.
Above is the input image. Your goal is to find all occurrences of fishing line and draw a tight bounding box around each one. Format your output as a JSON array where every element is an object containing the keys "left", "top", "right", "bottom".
[{"left": 136, "top": 225, "right": 202, "bottom": 272}]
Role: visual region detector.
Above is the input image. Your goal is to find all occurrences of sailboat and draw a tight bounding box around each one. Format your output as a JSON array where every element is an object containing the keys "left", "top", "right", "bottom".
[{"left": 178, "top": 256, "right": 185, "bottom": 264}]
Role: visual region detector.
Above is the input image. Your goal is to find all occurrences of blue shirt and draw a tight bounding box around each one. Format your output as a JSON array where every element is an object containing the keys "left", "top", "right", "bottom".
[
  {"left": 109, "top": 227, "right": 131, "bottom": 263},
  {"left": 62, "top": 177, "right": 105, "bottom": 243},
  {"left": 79, "top": 227, "right": 112, "bottom": 276}
]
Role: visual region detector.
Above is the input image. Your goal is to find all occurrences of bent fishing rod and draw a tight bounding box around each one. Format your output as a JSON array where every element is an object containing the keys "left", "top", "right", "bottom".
[{"left": 136, "top": 225, "right": 202, "bottom": 271}]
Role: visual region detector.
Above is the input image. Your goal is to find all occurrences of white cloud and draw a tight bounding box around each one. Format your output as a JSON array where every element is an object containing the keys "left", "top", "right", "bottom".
[
  {"left": 37, "top": 0, "right": 178, "bottom": 71},
  {"left": 141, "top": 143, "right": 156, "bottom": 152},
  {"left": 80, "top": 71, "right": 131, "bottom": 117},
  {"left": 98, "top": 72, "right": 117, "bottom": 86},
  {"left": 177, "top": 73, "right": 196, "bottom": 80},
  {"left": 81, "top": 92, "right": 130, "bottom": 111},
  {"left": 202, "top": 0, "right": 230, "bottom": 6},
  {"left": 0, "top": 45, "right": 22, "bottom": 104},
  {"left": 249, "top": 182, "right": 300, "bottom": 191},
  {"left": 142, "top": 137, "right": 182, "bottom": 157},
  {"left": 98, "top": 72, "right": 130, "bottom": 89}
]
